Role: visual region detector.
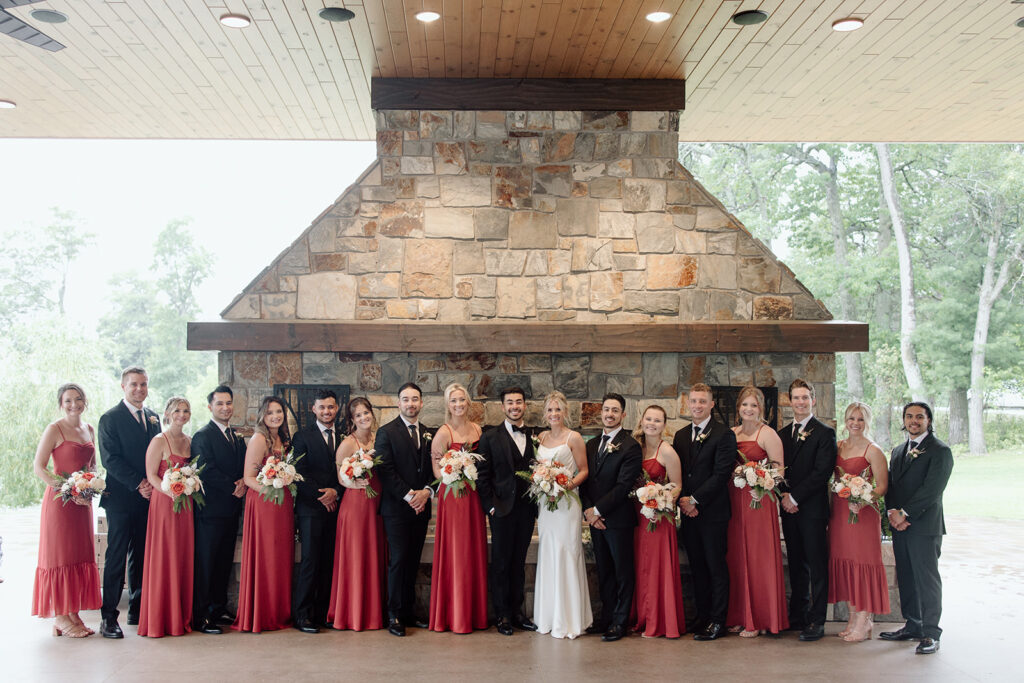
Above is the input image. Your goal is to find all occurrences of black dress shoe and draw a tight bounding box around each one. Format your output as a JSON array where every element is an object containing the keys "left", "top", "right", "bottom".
[
  {"left": 799, "top": 623, "right": 825, "bottom": 642},
  {"left": 388, "top": 618, "right": 406, "bottom": 637},
  {"left": 199, "top": 620, "right": 223, "bottom": 634},
  {"left": 401, "top": 617, "right": 429, "bottom": 629},
  {"left": 693, "top": 622, "right": 724, "bottom": 641},
  {"left": 602, "top": 624, "right": 626, "bottom": 642},
  {"left": 916, "top": 637, "right": 940, "bottom": 654},
  {"left": 126, "top": 615, "right": 139, "bottom": 626},
  {"left": 215, "top": 611, "right": 237, "bottom": 625},
  {"left": 496, "top": 619, "right": 514, "bottom": 636},
  {"left": 880, "top": 625, "right": 924, "bottom": 641},
  {"left": 513, "top": 616, "right": 538, "bottom": 632},
  {"left": 100, "top": 620, "right": 124, "bottom": 639},
  {"left": 294, "top": 619, "right": 320, "bottom": 634},
  {"left": 585, "top": 623, "right": 608, "bottom": 635}
]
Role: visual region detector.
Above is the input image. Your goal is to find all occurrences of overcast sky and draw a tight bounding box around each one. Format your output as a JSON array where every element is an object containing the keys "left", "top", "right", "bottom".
[{"left": 0, "top": 139, "right": 377, "bottom": 324}]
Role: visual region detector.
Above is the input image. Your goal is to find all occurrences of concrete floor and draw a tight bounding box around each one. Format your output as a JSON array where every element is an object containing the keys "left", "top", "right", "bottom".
[{"left": 1, "top": 506, "right": 1019, "bottom": 682}]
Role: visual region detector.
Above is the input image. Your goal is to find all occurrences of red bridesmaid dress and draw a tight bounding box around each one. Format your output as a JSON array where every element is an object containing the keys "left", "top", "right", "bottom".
[
  {"left": 138, "top": 453, "right": 193, "bottom": 637},
  {"left": 725, "top": 428, "right": 789, "bottom": 633},
  {"left": 828, "top": 443, "right": 890, "bottom": 614},
  {"left": 233, "top": 450, "right": 295, "bottom": 633},
  {"left": 428, "top": 429, "right": 488, "bottom": 633},
  {"left": 632, "top": 448, "right": 686, "bottom": 638},
  {"left": 328, "top": 470, "right": 386, "bottom": 630},
  {"left": 31, "top": 428, "right": 102, "bottom": 617}
]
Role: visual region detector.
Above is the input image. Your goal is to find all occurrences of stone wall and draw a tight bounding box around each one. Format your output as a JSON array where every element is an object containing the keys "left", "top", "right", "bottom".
[
  {"left": 220, "top": 349, "right": 836, "bottom": 433},
  {"left": 221, "top": 109, "right": 830, "bottom": 325}
]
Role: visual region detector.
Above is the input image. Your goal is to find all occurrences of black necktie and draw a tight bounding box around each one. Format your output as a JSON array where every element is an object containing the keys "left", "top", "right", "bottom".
[
  {"left": 408, "top": 423, "right": 419, "bottom": 448},
  {"left": 692, "top": 425, "right": 702, "bottom": 442},
  {"left": 136, "top": 409, "right": 146, "bottom": 431},
  {"left": 599, "top": 434, "right": 609, "bottom": 456},
  {"left": 326, "top": 428, "right": 335, "bottom": 454},
  {"left": 225, "top": 426, "right": 234, "bottom": 443}
]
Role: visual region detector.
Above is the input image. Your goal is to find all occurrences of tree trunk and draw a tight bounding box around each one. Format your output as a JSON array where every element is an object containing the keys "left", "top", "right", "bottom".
[
  {"left": 873, "top": 190, "right": 895, "bottom": 450},
  {"left": 875, "top": 143, "right": 928, "bottom": 401},
  {"left": 948, "top": 386, "right": 968, "bottom": 446}
]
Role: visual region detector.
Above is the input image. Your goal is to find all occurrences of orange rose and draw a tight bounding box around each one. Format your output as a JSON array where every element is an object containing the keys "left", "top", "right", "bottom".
[
  {"left": 838, "top": 486, "right": 851, "bottom": 499},
  {"left": 745, "top": 462, "right": 756, "bottom": 469},
  {"left": 444, "top": 464, "right": 454, "bottom": 474},
  {"left": 644, "top": 499, "right": 658, "bottom": 508},
  {"left": 344, "top": 466, "right": 354, "bottom": 477},
  {"left": 755, "top": 468, "right": 766, "bottom": 478},
  {"left": 170, "top": 481, "right": 186, "bottom": 497},
  {"left": 265, "top": 468, "right": 277, "bottom": 479},
  {"left": 555, "top": 473, "right": 569, "bottom": 487},
  {"left": 82, "top": 472, "right": 95, "bottom": 480}
]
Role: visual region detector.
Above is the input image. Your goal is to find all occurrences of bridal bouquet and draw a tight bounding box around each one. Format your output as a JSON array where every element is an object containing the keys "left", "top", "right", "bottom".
[
  {"left": 517, "top": 459, "right": 580, "bottom": 512},
  {"left": 161, "top": 456, "right": 206, "bottom": 513},
  {"left": 434, "top": 446, "right": 483, "bottom": 499},
  {"left": 339, "top": 448, "right": 381, "bottom": 498},
  {"left": 732, "top": 456, "right": 785, "bottom": 509},
  {"left": 633, "top": 480, "right": 679, "bottom": 532},
  {"left": 54, "top": 469, "right": 106, "bottom": 505},
  {"left": 831, "top": 469, "right": 875, "bottom": 523},
  {"left": 256, "top": 452, "right": 304, "bottom": 505}
]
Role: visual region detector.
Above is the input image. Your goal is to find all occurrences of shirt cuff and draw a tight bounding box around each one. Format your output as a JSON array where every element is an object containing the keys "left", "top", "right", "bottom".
[
  {"left": 690, "top": 495, "right": 699, "bottom": 505},
  {"left": 790, "top": 494, "right": 799, "bottom": 506},
  {"left": 593, "top": 507, "right": 601, "bottom": 518},
  {"left": 403, "top": 490, "right": 414, "bottom": 503}
]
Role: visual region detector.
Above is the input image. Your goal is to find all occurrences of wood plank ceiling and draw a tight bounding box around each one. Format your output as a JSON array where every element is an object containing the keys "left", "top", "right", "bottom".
[{"left": 1, "top": 0, "right": 1022, "bottom": 141}]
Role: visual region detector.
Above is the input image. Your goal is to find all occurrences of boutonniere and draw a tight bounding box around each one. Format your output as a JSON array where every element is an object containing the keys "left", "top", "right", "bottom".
[
  {"left": 605, "top": 440, "right": 620, "bottom": 454},
  {"left": 531, "top": 434, "right": 541, "bottom": 449},
  {"left": 907, "top": 446, "right": 925, "bottom": 459},
  {"left": 148, "top": 415, "right": 159, "bottom": 425},
  {"left": 797, "top": 428, "right": 812, "bottom": 442},
  {"left": 695, "top": 431, "right": 709, "bottom": 444},
  {"left": 422, "top": 431, "right": 433, "bottom": 444}
]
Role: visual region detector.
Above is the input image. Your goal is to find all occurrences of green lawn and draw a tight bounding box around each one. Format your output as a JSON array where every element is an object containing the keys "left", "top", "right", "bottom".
[{"left": 943, "top": 449, "right": 1024, "bottom": 520}]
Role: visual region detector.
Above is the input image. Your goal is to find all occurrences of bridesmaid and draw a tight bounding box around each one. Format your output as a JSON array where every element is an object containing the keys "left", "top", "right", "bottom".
[
  {"left": 726, "top": 386, "right": 789, "bottom": 637},
  {"left": 829, "top": 402, "right": 890, "bottom": 642},
  {"left": 137, "top": 397, "right": 194, "bottom": 637},
  {"left": 631, "top": 405, "right": 686, "bottom": 638},
  {"left": 327, "top": 396, "right": 386, "bottom": 631},
  {"left": 233, "top": 396, "right": 295, "bottom": 633},
  {"left": 428, "top": 382, "right": 488, "bottom": 633},
  {"left": 31, "top": 383, "right": 101, "bottom": 637}
]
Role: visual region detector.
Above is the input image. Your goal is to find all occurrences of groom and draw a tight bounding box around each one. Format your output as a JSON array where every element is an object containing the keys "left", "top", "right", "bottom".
[
  {"left": 375, "top": 382, "right": 435, "bottom": 637},
  {"left": 880, "top": 402, "right": 953, "bottom": 655},
  {"left": 582, "top": 393, "right": 642, "bottom": 642},
  {"left": 97, "top": 366, "right": 161, "bottom": 638},
  {"left": 477, "top": 386, "right": 538, "bottom": 636}
]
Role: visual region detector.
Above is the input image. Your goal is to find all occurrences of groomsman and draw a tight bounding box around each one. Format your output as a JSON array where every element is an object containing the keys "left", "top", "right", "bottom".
[
  {"left": 290, "top": 389, "right": 343, "bottom": 633},
  {"left": 673, "top": 383, "right": 736, "bottom": 641},
  {"left": 376, "top": 382, "right": 435, "bottom": 637},
  {"left": 191, "top": 385, "right": 246, "bottom": 634},
  {"left": 881, "top": 402, "right": 953, "bottom": 655},
  {"left": 777, "top": 378, "right": 837, "bottom": 642},
  {"left": 97, "top": 367, "right": 161, "bottom": 638},
  {"left": 477, "top": 386, "right": 539, "bottom": 636},
  {"left": 582, "top": 393, "right": 643, "bottom": 642}
]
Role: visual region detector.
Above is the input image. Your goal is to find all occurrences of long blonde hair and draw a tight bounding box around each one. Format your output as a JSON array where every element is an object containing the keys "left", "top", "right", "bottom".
[
  {"left": 443, "top": 383, "right": 470, "bottom": 423},
  {"left": 542, "top": 391, "right": 571, "bottom": 428}
]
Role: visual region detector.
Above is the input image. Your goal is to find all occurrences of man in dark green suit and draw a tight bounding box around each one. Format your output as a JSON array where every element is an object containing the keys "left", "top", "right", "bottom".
[{"left": 880, "top": 402, "right": 954, "bottom": 655}]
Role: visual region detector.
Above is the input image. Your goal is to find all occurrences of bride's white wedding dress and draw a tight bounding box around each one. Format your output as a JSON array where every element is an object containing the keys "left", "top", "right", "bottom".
[{"left": 532, "top": 440, "right": 593, "bottom": 639}]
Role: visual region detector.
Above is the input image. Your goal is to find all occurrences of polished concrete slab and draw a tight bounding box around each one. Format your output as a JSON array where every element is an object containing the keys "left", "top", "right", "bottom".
[{"left": 1, "top": 506, "right": 1018, "bottom": 682}]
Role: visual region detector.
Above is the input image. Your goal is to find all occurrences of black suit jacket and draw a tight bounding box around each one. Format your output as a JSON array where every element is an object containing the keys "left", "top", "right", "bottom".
[
  {"left": 375, "top": 417, "right": 435, "bottom": 520},
  {"left": 672, "top": 420, "right": 737, "bottom": 523},
  {"left": 581, "top": 429, "right": 643, "bottom": 529},
  {"left": 291, "top": 423, "right": 344, "bottom": 518},
  {"left": 97, "top": 402, "right": 162, "bottom": 513},
  {"left": 477, "top": 423, "right": 537, "bottom": 518},
  {"left": 887, "top": 433, "right": 953, "bottom": 536},
  {"left": 777, "top": 416, "right": 837, "bottom": 519},
  {"left": 191, "top": 420, "right": 246, "bottom": 519}
]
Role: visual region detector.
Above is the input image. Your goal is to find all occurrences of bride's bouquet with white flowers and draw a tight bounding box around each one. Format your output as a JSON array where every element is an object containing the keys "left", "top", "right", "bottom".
[
  {"left": 256, "top": 452, "right": 304, "bottom": 505},
  {"left": 161, "top": 456, "right": 206, "bottom": 513},
  {"left": 433, "top": 446, "right": 483, "bottom": 499},
  {"left": 517, "top": 459, "right": 579, "bottom": 512}
]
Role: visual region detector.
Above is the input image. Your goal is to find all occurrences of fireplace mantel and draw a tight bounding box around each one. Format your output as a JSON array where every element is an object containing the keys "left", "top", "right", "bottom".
[{"left": 187, "top": 320, "right": 867, "bottom": 354}]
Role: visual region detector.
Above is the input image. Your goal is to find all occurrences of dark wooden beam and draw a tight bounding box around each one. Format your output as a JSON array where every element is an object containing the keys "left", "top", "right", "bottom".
[
  {"left": 371, "top": 78, "right": 685, "bottom": 111},
  {"left": 187, "top": 321, "right": 867, "bottom": 353}
]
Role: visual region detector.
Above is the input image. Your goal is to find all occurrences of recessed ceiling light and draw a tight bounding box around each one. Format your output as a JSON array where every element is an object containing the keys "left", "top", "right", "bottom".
[
  {"left": 319, "top": 7, "right": 356, "bottom": 23},
  {"left": 832, "top": 17, "right": 864, "bottom": 32},
  {"left": 0, "top": 100, "right": 16, "bottom": 109},
  {"left": 219, "top": 13, "right": 251, "bottom": 29},
  {"left": 1017, "top": 17, "right": 1024, "bottom": 29},
  {"left": 415, "top": 11, "right": 440, "bottom": 23},
  {"left": 646, "top": 12, "right": 672, "bottom": 23},
  {"left": 732, "top": 10, "right": 768, "bottom": 26},
  {"left": 30, "top": 9, "right": 68, "bottom": 24}
]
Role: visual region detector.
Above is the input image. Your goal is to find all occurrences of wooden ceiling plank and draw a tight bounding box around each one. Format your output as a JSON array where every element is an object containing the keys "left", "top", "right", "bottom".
[
  {"left": 492, "top": 0, "right": 524, "bottom": 79},
  {"left": 587, "top": 0, "right": 640, "bottom": 79},
  {"left": 646, "top": 0, "right": 711, "bottom": 80},
  {"left": 573, "top": 0, "right": 629, "bottom": 79},
  {"left": 440, "top": 0, "right": 463, "bottom": 78},
  {"left": 476, "top": 0, "right": 503, "bottom": 78},
  {"left": 394, "top": 0, "right": 429, "bottom": 78},
  {"left": 248, "top": 17, "right": 319, "bottom": 138},
  {"left": 525, "top": 0, "right": 561, "bottom": 77},
  {"left": 299, "top": 3, "right": 369, "bottom": 140},
  {"left": 360, "top": 0, "right": 397, "bottom": 77},
  {"left": 652, "top": 0, "right": 730, "bottom": 81},
  {"left": 508, "top": 0, "right": 542, "bottom": 79},
  {"left": 541, "top": 0, "right": 583, "bottom": 78},
  {"left": 555, "top": 0, "right": 603, "bottom": 78},
  {"left": 461, "top": 0, "right": 483, "bottom": 76}
]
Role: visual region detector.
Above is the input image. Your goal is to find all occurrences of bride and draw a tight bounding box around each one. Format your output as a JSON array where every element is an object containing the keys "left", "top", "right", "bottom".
[{"left": 533, "top": 391, "right": 592, "bottom": 639}]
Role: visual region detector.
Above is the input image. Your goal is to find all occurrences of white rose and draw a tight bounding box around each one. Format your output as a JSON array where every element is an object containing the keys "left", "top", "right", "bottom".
[
  {"left": 273, "top": 478, "right": 285, "bottom": 489},
  {"left": 161, "top": 480, "right": 171, "bottom": 492},
  {"left": 745, "top": 469, "right": 758, "bottom": 485},
  {"left": 763, "top": 477, "right": 775, "bottom": 490},
  {"left": 91, "top": 478, "right": 106, "bottom": 491},
  {"left": 733, "top": 478, "right": 746, "bottom": 489}
]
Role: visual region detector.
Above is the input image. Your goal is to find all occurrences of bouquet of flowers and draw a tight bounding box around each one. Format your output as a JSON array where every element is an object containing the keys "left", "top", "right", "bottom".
[
  {"left": 633, "top": 480, "right": 679, "bottom": 532},
  {"left": 830, "top": 469, "right": 875, "bottom": 523},
  {"left": 256, "top": 452, "right": 304, "bottom": 505},
  {"left": 517, "top": 459, "right": 580, "bottom": 512},
  {"left": 339, "top": 448, "right": 381, "bottom": 498},
  {"left": 161, "top": 456, "right": 206, "bottom": 513},
  {"left": 732, "top": 455, "right": 785, "bottom": 509},
  {"left": 54, "top": 469, "right": 106, "bottom": 505},
  {"left": 433, "top": 446, "right": 483, "bottom": 499}
]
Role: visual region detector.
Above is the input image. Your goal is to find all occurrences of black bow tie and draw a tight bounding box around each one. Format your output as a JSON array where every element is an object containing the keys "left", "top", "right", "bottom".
[{"left": 510, "top": 424, "right": 525, "bottom": 434}]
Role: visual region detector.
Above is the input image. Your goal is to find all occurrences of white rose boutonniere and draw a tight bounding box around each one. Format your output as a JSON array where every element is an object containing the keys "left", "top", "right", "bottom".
[
  {"left": 907, "top": 446, "right": 925, "bottom": 459},
  {"left": 148, "top": 415, "right": 159, "bottom": 425},
  {"left": 695, "top": 431, "right": 709, "bottom": 445},
  {"left": 605, "top": 440, "right": 620, "bottom": 454},
  {"left": 422, "top": 430, "right": 433, "bottom": 444},
  {"left": 531, "top": 434, "right": 541, "bottom": 450},
  {"left": 797, "top": 428, "right": 812, "bottom": 442}
]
